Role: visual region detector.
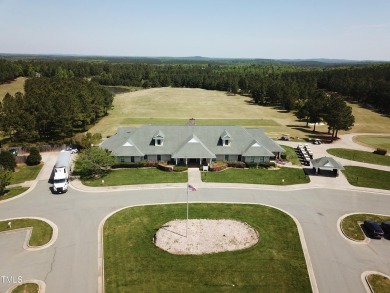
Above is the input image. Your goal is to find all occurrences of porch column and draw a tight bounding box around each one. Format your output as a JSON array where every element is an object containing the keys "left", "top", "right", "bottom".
[
  {"left": 175, "top": 158, "right": 178, "bottom": 165},
  {"left": 185, "top": 158, "right": 188, "bottom": 165},
  {"left": 200, "top": 158, "right": 202, "bottom": 165}
]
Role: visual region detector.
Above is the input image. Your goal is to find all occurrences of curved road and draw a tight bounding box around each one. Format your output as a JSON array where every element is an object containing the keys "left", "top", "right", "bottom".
[{"left": 1, "top": 136, "right": 389, "bottom": 293}]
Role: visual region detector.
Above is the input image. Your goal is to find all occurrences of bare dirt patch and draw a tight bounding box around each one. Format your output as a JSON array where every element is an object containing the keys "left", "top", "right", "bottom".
[{"left": 154, "top": 219, "right": 259, "bottom": 255}]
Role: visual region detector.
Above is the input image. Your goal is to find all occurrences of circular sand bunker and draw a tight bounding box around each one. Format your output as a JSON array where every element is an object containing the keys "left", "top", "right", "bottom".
[{"left": 154, "top": 219, "right": 259, "bottom": 255}]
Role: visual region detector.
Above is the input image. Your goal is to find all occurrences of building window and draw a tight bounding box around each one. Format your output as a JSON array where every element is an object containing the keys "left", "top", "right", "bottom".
[
  {"left": 238, "top": 155, "right": 242, "bottom": 161},
  {"left": 224, "top": 155, "right": 229, "bottom": 161},
  {"left": 120, "top": 157, "right": 125, "bottom": 163},
  {"left": 131, "top": 156, "right": 134, "bottom": 163},
  {"left": 250, "top": 156, "right": 255, "bottom": 163},
  {"left": 224, "top": 139, "right": 230, "bottom": 146},
  {"left": 157, "top": 155, "right": 161, "bottom": 161},
  {"left": 144, "top": 155, "right": 148, "bottom": 160}
]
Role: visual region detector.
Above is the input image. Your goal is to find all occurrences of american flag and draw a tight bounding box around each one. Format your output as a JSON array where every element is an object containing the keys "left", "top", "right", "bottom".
[{"left": 187, "top": 184, "right": 197, "bottom": 192}]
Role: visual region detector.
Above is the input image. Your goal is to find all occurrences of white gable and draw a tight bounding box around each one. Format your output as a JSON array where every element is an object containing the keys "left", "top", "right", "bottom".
[
  {"left": 188, "top": 136, "right": 199, "bottom": 143},
  {"left": 122, "top": 141, "right": 133, "bottom": 147}
]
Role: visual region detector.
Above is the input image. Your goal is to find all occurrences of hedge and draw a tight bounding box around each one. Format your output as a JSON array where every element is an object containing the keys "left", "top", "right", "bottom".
[{"left": 173, "top": 166, "right": 188, "bottom": 172}]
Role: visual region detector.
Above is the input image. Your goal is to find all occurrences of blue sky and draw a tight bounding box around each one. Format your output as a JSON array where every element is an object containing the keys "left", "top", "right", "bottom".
[{"left": 1, "top": 0, "right": 389, "bottom": 60}]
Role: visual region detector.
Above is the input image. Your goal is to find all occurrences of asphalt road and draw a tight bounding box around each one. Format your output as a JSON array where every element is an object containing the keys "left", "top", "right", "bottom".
[{"left": 1, "top": 179, "right": 390, "bottom": 293}]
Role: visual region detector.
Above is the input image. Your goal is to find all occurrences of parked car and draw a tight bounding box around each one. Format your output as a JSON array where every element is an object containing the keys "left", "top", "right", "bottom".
[
  {"left": 364, "top": 220, "right": 384, "bottom": 239},
  {"left": 313, "top": 139, "right": 321, "bottom": 145},
  {"left": 381, "top": 221, "right": 390, "bottom": 237}
]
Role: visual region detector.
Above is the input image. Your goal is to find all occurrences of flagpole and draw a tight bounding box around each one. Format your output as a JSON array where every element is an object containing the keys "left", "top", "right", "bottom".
[{"left": 186, "top": 183, "right": 189, "bottom": 237}]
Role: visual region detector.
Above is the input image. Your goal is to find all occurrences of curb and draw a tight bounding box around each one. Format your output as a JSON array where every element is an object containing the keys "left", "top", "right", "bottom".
[{"left": 361, "top": 271, "right": 390, "bottom": 293}]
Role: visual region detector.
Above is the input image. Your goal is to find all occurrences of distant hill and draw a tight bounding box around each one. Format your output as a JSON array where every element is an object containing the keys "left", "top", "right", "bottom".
[{"left": 0, "top": 53, "right": 388, "bottom": 66}]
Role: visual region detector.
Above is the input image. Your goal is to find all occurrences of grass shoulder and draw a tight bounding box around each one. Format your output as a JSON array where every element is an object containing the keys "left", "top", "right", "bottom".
[
  {"left": 11, "top": 283, "right": 39, "bottom": 293},
  {"left": 342, "top": 166, "right": 390, "bottom": 190},
  {"left": 82, "top": 168, "right": 187, "bottom": 186},
  {"left": 0, "top": 219, "right": 53, "bottom": 247},
  {"left": 354, "top": 135, "right": 390, "bottom": 150},
  {"left": 202, "top": 167, "right": 309, "bottom": 185},
  {"left": 0, "top": 187, "right": 29, "bottom": 201},
  {"left": 367, "top": 274, "right": 390, "bottom": 293},
  {"left": 104, "top": 204, "right": 311, "bottom": 292},
  {"left": 341, "top": 214, "right": 390, "bottom": 241},
  {"left": 10, "top": 164, "right": 43, "bottom": 185},
  {"left": 327, "top": 148, "right": 390, "bottom": 166}
]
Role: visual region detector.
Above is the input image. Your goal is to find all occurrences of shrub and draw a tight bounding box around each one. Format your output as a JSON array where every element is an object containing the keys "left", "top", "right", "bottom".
[
  {"left": 26, "top": 147, "right": 42, "bottom": 166},
  {"left": 157, "top": 163, "right": 173, "bottom": 172},
  {"left": 210, "top": 161, "right": 228, "bottom": 172},
  {"left": 373, "top": 148, "right": 387, "bottom": 155},
  {"left": 173, "top": 166, "right": 188, "bottom": 172},
  {"left": 227, "top": 161, "right": 246, "bottom": 168},
  {"left": 0, "top": 151, "right": 16, "bottom": 171},
  {"left": 245, "top": 162, "right": 258, "bottom": 169},
  {"left": 259, "top": 162, "right": 273, "bottom": 169},
  {"left": 112, "top": 163, "right": 139, "bottom": 169}
]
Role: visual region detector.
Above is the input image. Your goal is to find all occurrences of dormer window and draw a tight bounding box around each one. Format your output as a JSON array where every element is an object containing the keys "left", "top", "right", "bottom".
[
  {"left": 153, "top": 130, "right": 165, "bottom": 147},
  {"left": 221, "top": 130, "right": 232, "bottom": 147}
]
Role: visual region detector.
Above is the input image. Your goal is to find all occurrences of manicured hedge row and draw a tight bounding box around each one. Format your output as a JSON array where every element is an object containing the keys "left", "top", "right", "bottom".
[
  {"left": 227, "top": 161, "right": 246, "bottom": 168},
  {"left": 157, "top": 163, "right": 173, "bottom": 172},
  {"left": 112, "top": 161, "right": 159, "bottom": 169},
  {"left": 173, "top": 166, "right": 188, "bottom": 172}
]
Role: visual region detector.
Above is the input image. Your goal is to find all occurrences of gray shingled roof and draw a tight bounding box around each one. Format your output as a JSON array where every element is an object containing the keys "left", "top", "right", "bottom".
[
  {"left": 172, "top": 134, "right": 216, "bottom": 159},
  {"left": 311, "top": 157, "right": 344, "bottom": 170},
  {"left": 242, "top": 140, "right": 275, "bottom": 157},
  {"left": 101, "top": 125, "right": 285, "bottom": 158}
]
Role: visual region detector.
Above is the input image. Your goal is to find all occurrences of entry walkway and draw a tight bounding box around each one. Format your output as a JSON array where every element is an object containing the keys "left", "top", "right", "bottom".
[{"left": 187, "top": 167, "right": 202, "bottom": 187}]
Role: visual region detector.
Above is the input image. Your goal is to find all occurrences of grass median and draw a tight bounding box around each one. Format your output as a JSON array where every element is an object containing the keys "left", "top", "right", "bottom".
[
  {"left": 0, "top": 187, "right": 29, "bottom": 201},
  {"left": 104, "top": 204, "right": 312, "bottom": 293},
  {"left": 342, "top": 166, "right": 390, "bottom": 190},
  {"left": 341, "top": 214, "right": 390, "bottom": 241},
  {"left": 82, "top": 168, "right": 187, "bottom": 186},
  {"left": 202, "top": 167, "right": 310, "bottom": 185},
  {"left": 11, "top": 283, "right": 39, "bottom": 293},
  {"left": 367, "top": 274, "right": 390, "bottom": 293},
  {"left": 327, "top": 148, "right": 390, "bottom": 166},
  {"left": 0, "top": 219, "right": 53, "bottom": 247}
]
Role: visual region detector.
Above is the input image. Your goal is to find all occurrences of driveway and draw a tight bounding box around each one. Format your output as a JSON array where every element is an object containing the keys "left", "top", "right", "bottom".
[{"left": 1, "top": 134, "right": 390, "bottom": 293}]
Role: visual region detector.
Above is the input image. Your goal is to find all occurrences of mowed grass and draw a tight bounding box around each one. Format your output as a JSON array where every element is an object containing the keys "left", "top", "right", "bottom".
[
  {"left": 0, "top": 219, "right": 53, "bottom": 246},
  {"left": 342, "top": 166, "right": 390, "bottom": 190},
  {"left": 347, "top": 103, "right": 390, "bottom": 134},
  {"left": 0, "top": 77, "right": 26, "bottom": 101},
  {"left": 327, "top": 148, "right": 390, "bottom": 166},
  {"left": 122, "top": 118, "right": 280, "bottom": 127},
  {"left": 202, "top": 168, "right": 309, "bottom": 185},
  {"left": 104, "top": 204, "right": 312, "bottom": 293},
  {"left": 11, "top": 283, "right": 39, "bottom": 293},
  {"left": 82, "top": 168, "right": 187, "bottom": 186},
  {"left": 354, "top": 135, "right": 390, "bottom": 150},
  {"left": 367, "top": 274, "right": 390, "bottom": 293},
  {"left": 10, "top": 164, "right": 43, "bottom": 185},
  {"left": 341, "top": 214, "right": 390, "bottom": 241},
  {"left": 89, "top": 87, "right": 314, "bottom": 139},
  {"left": 280, "top": 145, "right": 301, "bottom": 165},
  {"left": 0, "top": 187, "right": 29, "bottom": 201}
]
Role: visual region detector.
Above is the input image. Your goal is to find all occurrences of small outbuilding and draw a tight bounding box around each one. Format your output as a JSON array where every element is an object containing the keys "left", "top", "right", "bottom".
[{"left": 311, "top": 156, "right": 344, "bottom": 176}]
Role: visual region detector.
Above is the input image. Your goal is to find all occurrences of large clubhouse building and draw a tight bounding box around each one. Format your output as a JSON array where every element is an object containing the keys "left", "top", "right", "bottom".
[{"left": 101, "top": 125, "right": 285, "bottom": 165}]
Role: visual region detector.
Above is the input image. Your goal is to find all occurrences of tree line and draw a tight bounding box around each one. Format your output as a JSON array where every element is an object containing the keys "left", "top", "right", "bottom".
[
  {"left": 0, "top": 77, "right": 113, "bottom": 142},
  {"left": 1, "top": 58, "right": 389, "bottom": 114}
]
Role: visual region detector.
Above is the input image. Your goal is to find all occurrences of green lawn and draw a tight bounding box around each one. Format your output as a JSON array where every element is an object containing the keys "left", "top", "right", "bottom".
[
  {"left": 342, "top": 166, "right": 390, "bottom": 190},
  {"left": 341, "top": 214, "right": 390, "bottom": 241},
  {"left": 122, "top": 118, "right": 280, "bottom": 127},
  {"left": 367, "top": 274, "right": 390, "bottom": 293},
  {"left": 327, "top": 148, "right": 390, "bottom": 166},
  {"left": 0, "top": 219, "right": 53, "bottom": 246},
  {"left": 354, "top": 135, "right": 390, "bottom": 150},
  {"left": 104, "top": 204, "right": 312, "bottom": 293},
  {"left": 202, "top": 167, "right": 310, "bottom": 185},
  {"left": 82, "top": 168, "right": 187, "bottom": 186},
  {"left": 10, "top": 164, "right": 43, "bottom": 185},
  {"left": 11, "top": 283, "right": 39, "bottom": 293},
  {"left": 0, "top": 187, "right": 28, "bottom": 201},
  {"left": 280, "top": 145, "right": 301, "bottom": 165}
]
